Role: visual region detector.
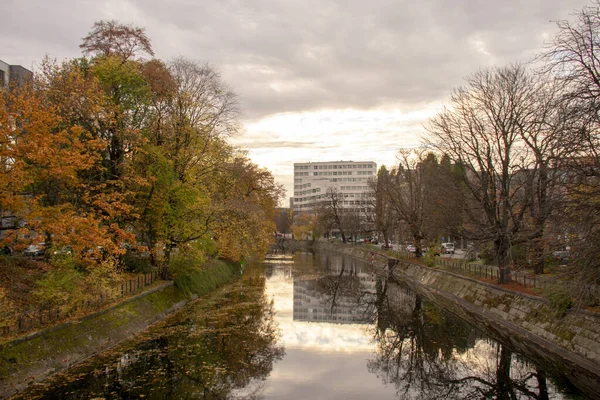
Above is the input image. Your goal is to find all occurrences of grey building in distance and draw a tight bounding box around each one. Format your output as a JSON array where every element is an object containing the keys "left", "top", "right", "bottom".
[
  {"left": 0, "top": 59, "right": 33, "bottom": 90},
  {"left": 292, "top": 160, "right": 377, "bottom": 213}
]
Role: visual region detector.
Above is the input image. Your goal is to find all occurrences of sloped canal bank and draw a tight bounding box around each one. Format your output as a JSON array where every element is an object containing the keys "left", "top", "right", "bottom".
[{"left": 8, "top": 251, "right": 597, "bottom": 399}]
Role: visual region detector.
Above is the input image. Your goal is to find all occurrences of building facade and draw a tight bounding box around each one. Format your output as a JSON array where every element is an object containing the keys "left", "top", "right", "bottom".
[
  {"left": 0, "top": 59, "right": 33, "bottom": 90},
  {"left": 292, "top": 160, "right": 376, "bottom": 213}
]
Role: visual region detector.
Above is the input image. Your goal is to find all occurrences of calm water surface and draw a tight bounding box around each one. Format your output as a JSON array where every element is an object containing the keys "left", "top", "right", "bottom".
[{"left": 11, "top": 251, "right": 591, "bottom": 399}]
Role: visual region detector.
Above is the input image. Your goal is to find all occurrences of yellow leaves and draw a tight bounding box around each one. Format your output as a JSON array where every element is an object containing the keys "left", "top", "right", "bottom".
[{"left": 291, "top": 212, "right": 318, "bottom": 240}]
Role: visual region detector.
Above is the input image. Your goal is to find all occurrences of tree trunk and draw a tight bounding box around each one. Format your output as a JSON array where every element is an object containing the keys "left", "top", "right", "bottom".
[
  {"left": 496, "top": 345, "right": 514, "bottom": 400},
  {"left": 162, "top": 241, "right": 173, "bottom": 280},
  {"left": 531, "top": 237, "right": 545, "bottom": 275},
  {"left": 536, "top": 368, "right": 549, "bottom": 400},
  {"left": 496, "top": 235, "right": 511, "bottom": 284},
  {"left": 109, "top": 126, "right": 124, "bottom": 179},
  {"left": 413, "top": 233, "right": 424, "bottom": 258},
  {"left": 533, "top": 161, "right": 549, "bottom": 275}
]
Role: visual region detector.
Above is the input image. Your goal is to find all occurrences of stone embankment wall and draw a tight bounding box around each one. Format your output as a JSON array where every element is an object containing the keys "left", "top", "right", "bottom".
[
  {"left": 313, "top": 241, "right": 600, "bottom": 393},
  {"left": 0, "top": 263, "right": 239, "bottom": 398}
]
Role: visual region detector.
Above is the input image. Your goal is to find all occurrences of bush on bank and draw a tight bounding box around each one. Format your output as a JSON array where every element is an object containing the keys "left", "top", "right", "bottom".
[{"left": 171, "top": 254, "right": 241, "bottom": 297}]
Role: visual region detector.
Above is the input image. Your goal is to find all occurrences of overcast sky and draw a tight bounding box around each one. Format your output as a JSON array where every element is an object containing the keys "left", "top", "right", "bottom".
[{"left": 1, "top": 0, "right": 591, "bottom": 204}]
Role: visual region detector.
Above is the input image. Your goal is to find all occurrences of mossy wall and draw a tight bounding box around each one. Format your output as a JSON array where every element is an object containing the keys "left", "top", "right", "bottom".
[{"left": 0, "top": 260, "right": 239, "bottom": 398}]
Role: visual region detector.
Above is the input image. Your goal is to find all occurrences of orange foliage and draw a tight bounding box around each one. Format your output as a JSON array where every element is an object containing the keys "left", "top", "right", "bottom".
[{"left": 0, "top": 81, "right": 133, "bottom": 266}]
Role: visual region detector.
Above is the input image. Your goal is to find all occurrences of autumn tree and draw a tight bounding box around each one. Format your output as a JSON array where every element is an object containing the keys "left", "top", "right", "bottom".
[
  {"left": 0, "top": 80, "right": 134, "bottom": 267},
  {"left": 132, "top": 58, "right": 244, "bottom": 275},
  {"left": 430, "top": 154, "right": 465, "bottom": 242},
  {"left": 80, "top": 20, "right": 154, "bottom": 61},
  {"left": 274, "top": 208, "right": 293, "bottom": 235},
  {"left": 210, "top": 154, "right": 284, "bottom": 262},
  {"left": 33, "top": 58, "right": 138, "bottom": 258},
  {"left": 341, "top": 211, "right": 365, "bottom": 243},
  {"left": 291, "top": 212, "right": 320, "bottom": 240},
  {"left": 426, "top": 65, "right": 545, "bottom": 283},
  {"left": 1, "top": 20, "right": 283, "bottom": 300},
  {"left": 514, "top": 78, "right": 574, "bottom": 274}
]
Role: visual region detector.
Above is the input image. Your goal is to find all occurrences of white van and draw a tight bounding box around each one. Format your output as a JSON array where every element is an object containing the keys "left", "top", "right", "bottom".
[{"left": 441, "top": 242, "right": 455, "bottom": 254}]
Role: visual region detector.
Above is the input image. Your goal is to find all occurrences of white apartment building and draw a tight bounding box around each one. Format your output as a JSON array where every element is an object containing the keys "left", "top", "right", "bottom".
[{"left": 292, "top": 160, "right": 376, "bottom": 213}]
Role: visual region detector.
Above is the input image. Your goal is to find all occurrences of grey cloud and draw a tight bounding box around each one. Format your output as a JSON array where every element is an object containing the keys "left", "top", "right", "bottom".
[
  {"left": 1, "top": 0, "right": 109, "bottom": 67},
  {"left": 237, "top": 140, "right": 336, "bottom": 149},
  {"left": 1, "top": 0, "right": 591, "bottom": 119}
]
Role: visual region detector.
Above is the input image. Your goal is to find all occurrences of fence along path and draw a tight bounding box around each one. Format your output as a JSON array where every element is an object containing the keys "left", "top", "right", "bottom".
[
  {"left": 390, "top": 247, "right": 597, "bottom": 295},
  {"left": 1, "top": 270, "right": 160, "bottom": 339},
  {"left": 392, "top": 248, "right": 551, "bottom": 287}
]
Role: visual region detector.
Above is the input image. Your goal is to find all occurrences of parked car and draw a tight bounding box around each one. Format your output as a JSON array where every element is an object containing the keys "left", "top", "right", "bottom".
[
  {"left": 441, "top": 242, "right": 455, "bottom": 254},
  {"left": 24, "top": 242, "right": 45, "bottom": 257},
  {"left": 406, "top": 244, "right": 416, "bottom": 253},
  {"left": 552, "top": 250, "right": 573, "bottom": 263},
  {"left": 381, "top": 242, "right": 393, "bottom": 250},
  {"left": 52, "top": 246, "right": 73, "bottom": 256}
]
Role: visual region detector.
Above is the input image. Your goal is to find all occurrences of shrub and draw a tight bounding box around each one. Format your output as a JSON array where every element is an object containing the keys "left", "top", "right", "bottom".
[
  {"left": 33, "top": 256, "right": 119, "bottom": 314},
  {"left": 170, "top": 246, "right": 239, "bottom": 296},
  {"left": 33, "top": 256, "right": 83, "bottom": 312},
  {"left": 0, "top": 286, "right": 16, "bottom": 330},
  {"left": 422, "top": 251, "right": 437, "bottom": 268},
  {"left": 510, "top": 244, "right": 528, "bottom": 268},
  {"left": 122, "top": 251, "right": 153, "bottom": 273},
  {"left": 544, "top": 285, "right": 573, "bottom": 317},
  {"left": 172, "top": 259, "right": 238, "bottom": 297},
  {"left": 479, "top": 243, "right": 496, "bottom": 265}
]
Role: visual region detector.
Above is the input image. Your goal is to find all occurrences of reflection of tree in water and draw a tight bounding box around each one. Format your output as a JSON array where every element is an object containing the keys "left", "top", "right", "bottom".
[
  {"left": 368, "top": 281, "right": 560, "bottom": 400},
  {"left": 444, "top": 345, "right": 552, "bottom": 400},
  {"left": 14, "top": 266, "right": 284, "bottom": 400},
  {"left": 317, "top": 255, "right": 360, "bottom": 307},
  {"left": 314, "top": 254, "right": 378, "bottom": 323}
]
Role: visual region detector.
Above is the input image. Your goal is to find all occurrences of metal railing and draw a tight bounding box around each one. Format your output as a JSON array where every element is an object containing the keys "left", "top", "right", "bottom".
[{"left": 388, "top": 248, "right": 558, "bottom": 291}]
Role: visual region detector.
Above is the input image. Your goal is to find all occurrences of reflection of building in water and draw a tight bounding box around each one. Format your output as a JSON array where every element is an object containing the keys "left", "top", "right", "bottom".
[
  {"left": 293, "top": 255, "right": 377, "bottom": 324},
  {"left": 293, "top": 251, "right": 317, "bottom": 268},
  {"left": 263, "top": 254, "right": 295, "bottom": 279}
]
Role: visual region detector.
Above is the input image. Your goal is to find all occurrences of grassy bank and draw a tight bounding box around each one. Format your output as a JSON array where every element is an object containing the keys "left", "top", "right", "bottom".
[
  {"left": 0, "top": 257, "right": 242, "bottom": 397},
  {"left": 172, "top": 258, "right": 241, "bottom": 297}
]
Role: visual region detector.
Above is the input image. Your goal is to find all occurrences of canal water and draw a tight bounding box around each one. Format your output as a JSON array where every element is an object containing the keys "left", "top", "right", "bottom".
[{"left": 11, "top": 251, "right": 592, "bottom": 399}]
